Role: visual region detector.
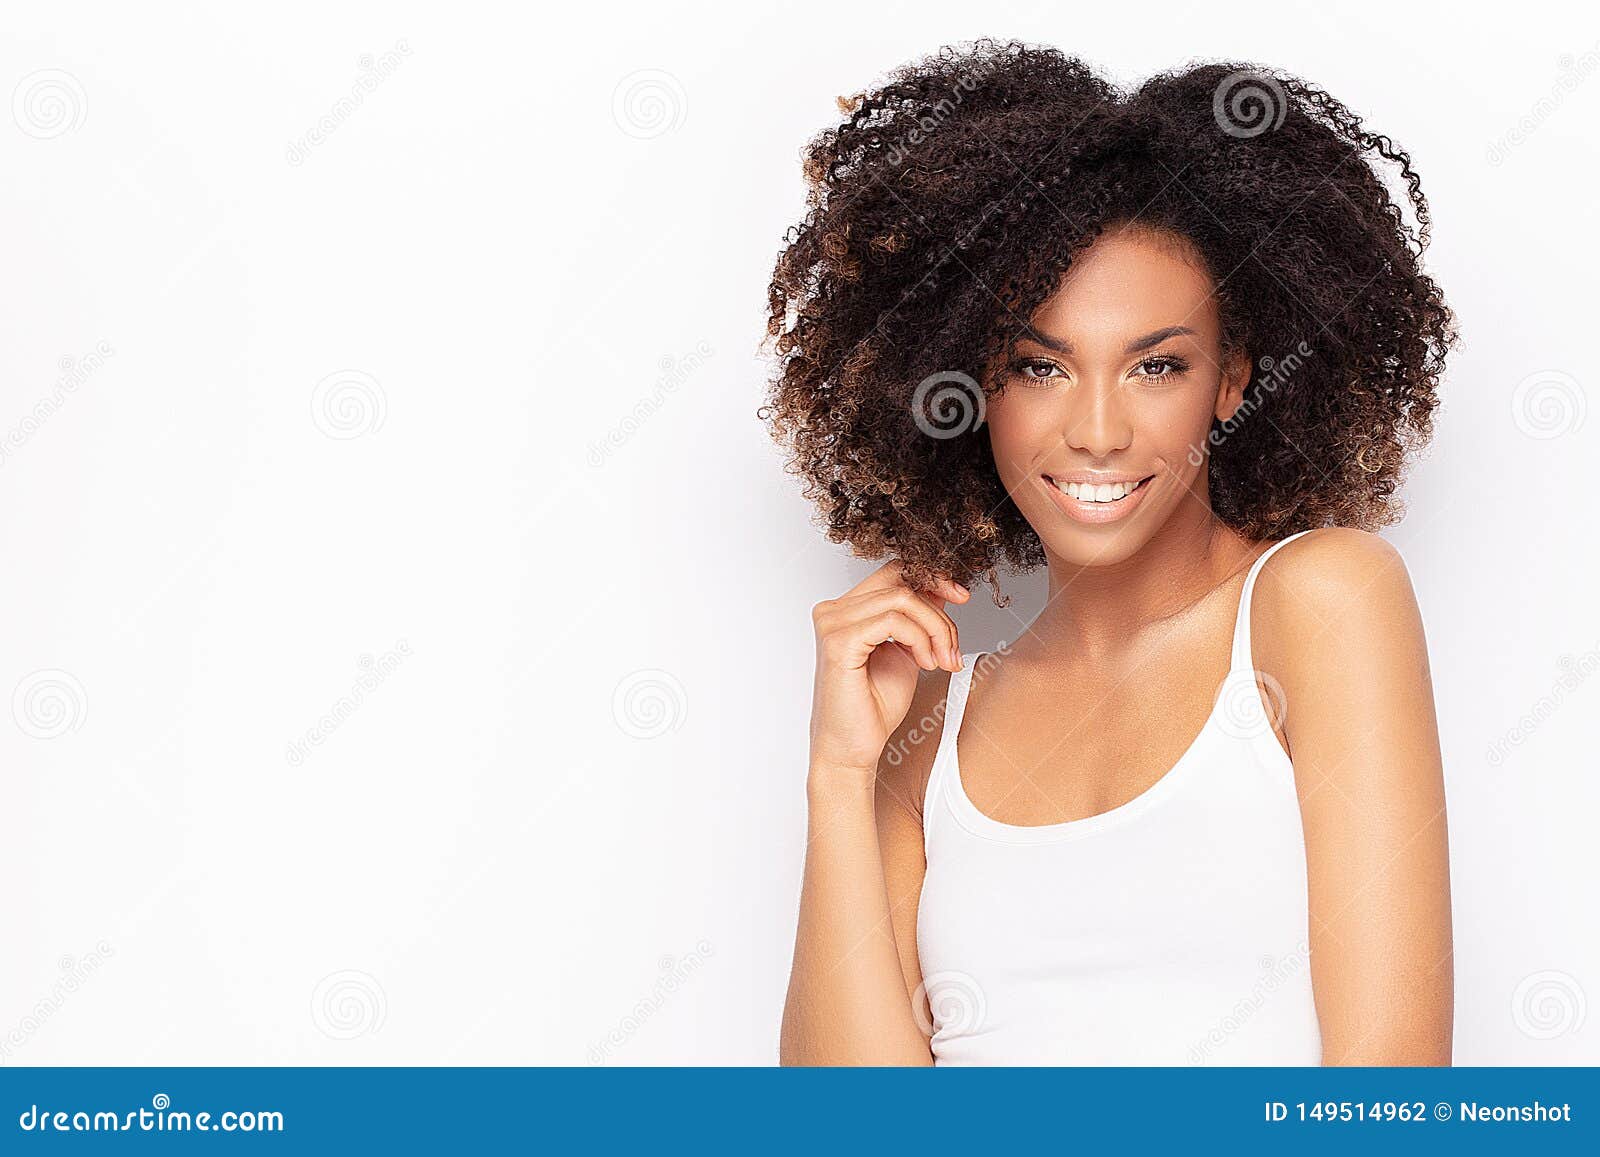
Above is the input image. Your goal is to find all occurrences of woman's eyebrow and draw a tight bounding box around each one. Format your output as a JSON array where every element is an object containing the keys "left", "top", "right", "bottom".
[{"left": 1023, "top": 324, "right": 1198, "bottom": 355}]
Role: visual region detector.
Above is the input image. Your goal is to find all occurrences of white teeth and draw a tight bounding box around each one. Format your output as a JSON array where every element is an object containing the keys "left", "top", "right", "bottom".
[{"left": 1052, "top": 477, "right": 1145, "bottom": 502}]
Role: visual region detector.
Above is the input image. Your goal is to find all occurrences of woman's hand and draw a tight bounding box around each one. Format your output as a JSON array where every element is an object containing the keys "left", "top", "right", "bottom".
[{"left": 807, "top": 561, "right": 969, "bottom": 779}]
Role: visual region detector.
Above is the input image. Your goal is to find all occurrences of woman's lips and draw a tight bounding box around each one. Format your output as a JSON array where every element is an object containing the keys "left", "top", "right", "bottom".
[{"left": 1040, "top": 473, "right": 1155, "bottom": 525}]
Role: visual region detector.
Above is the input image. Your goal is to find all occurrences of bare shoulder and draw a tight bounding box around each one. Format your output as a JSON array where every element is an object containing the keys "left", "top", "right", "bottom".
[
  {"left": 874, "top": 665, "right": 957, "bottom": 825},
  {"left": 1248, "top": 526, "right": 1436, "bottom": 772},
  {"left": 1251, "top": 527, "right": 1424, "bottom": 664}
]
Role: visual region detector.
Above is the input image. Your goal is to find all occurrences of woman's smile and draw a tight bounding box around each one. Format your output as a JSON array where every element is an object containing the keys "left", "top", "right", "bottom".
[{"left": 1041, "top": 471, "right": 1156, "bottom": 525}]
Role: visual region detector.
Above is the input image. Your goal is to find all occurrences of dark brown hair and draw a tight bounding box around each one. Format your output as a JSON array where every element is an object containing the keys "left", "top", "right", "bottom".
[{"left": 760, "top": 39, "right": 1457, "bottom": 602}]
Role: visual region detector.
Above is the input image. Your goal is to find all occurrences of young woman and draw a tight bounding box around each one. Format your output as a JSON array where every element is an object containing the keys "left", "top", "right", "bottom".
[{"left": 762, "top": 41, "right": 1457, "bottom": 1065}]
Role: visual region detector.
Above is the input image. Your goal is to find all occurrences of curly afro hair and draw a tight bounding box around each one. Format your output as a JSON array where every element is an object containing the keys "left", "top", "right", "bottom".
[{"left": 760, "top": 39, "right": 1458, "bottom": 604}]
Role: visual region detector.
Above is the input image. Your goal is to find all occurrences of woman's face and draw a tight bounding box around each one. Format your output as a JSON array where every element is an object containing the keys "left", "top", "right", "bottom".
[{"left": 983, "top": 223, "right": 1250, "bottom": 566}]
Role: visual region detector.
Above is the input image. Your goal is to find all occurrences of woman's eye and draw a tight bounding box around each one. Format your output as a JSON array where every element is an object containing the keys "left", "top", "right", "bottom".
[
  {"left": 1137, "top": 356, "right": 1189, "bottom": 380},
  {"left": 1013, "top": 360, "right": 1060, "bottom": 383}
]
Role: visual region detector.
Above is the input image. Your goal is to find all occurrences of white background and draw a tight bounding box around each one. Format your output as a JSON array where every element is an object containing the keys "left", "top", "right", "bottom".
[{"left": 1, "top": 0, "right": 1596, "bottom": 1066}]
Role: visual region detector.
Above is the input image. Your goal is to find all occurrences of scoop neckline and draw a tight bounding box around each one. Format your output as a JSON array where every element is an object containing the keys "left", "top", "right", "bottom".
[{"left": 941, "top": 650, "right": 1247, "bottom": 845}]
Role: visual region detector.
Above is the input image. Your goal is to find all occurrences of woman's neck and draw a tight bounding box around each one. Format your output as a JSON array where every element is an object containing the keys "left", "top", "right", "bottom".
[{"left": 1029, "top": 511, "right": 1256, "bottom": 661}]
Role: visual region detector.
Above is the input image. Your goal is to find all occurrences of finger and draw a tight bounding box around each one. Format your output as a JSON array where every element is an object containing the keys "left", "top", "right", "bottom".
[
  {"left": 836, "top": 610, "right": 941, "bottom": 672},
  {"left": 848, "top": 587, "right": 960, "bottom": 670}
]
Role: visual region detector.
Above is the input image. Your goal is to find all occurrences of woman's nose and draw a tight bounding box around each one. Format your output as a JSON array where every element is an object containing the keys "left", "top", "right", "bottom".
[{"left": 1061, "top": 377, "right": 1134, "bottom": 456}]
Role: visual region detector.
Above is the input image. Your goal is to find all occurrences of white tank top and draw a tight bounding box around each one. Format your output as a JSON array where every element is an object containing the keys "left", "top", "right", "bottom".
[{"left": 916, "top": 530, "right": 1322, "bottom": 1065}]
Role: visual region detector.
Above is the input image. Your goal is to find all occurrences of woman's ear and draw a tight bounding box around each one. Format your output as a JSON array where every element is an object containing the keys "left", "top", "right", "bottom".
[{"left": 1215, "top": 347, "right": 1251, "bottom": 422}]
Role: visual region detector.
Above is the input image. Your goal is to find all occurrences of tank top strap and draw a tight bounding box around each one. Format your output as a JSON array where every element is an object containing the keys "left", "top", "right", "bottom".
[
  {"left": 922, "top": 652, "right": 980, "bottom": 829},
  {"left": 1228, "top": 530, "right": 1317, "bottom": 674}
]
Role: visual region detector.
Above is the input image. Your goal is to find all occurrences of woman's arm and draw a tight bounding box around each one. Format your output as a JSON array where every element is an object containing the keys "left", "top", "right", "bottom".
[
  {"left": 779, "top": 564, "right": 965, "bottom": 1065},
  {"left": 1257, "top": 527, "right": 1454, "bottom": 1065}
]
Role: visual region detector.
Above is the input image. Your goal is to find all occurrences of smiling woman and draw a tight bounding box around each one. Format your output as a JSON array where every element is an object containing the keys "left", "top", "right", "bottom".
[{"left": 765, "top": 39, "right": 1458, "bottom": 1068}]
